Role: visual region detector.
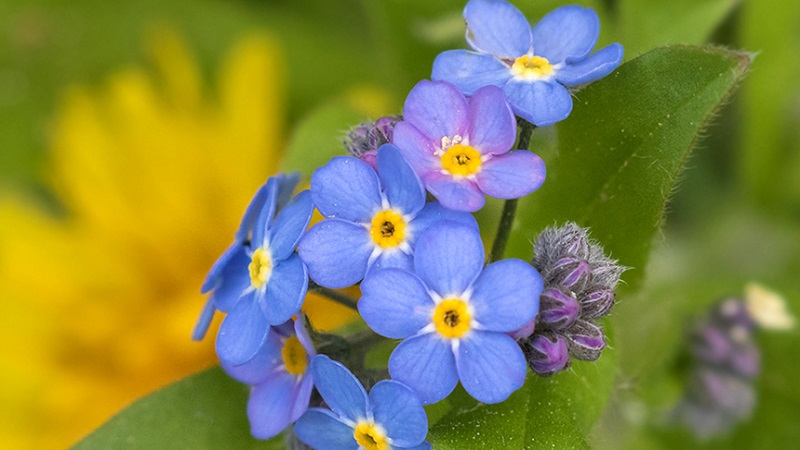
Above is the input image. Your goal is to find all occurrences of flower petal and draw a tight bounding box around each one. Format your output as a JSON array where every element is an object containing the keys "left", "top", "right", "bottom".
[
  {"left": 295, "top": 408, "right": 358, "bottom": 450},
  {"left": 423, "top": 172, "right": 485, "bottom": 212},
  {"left": 262, "top": 253, "right": 308, "bottom": 325},
  {"left": 555, "top": 43, "right": 624, "bottom": 86},
  {"left": 392, "top": 122, "right": 440, "bottom": 175},
  {"left": 467, "top": 85, "right": 516, "bottom": 156},
  {"left": 402, "top": 80, "right": 469, "bottom": 143},
  {"left": 208, "top": 245, "right": 251, "bottom": 312},
  {"left": 463, "top": 0, "right": 532, "bottom": 58},
  {"left": 503, "top": 79, "right": 572, "bottom": 127},
  {"left": 370, "top": 249, "right": 414, "bottom": 273},
  {"left": 389, "top": 334, "right": 458, "bottom": 405},
  {"left": 268, "top": 190, "right": 314, "bottom": 261},
  {"left": 275, "top": 172, "right": 301, "bottom": 211},
  {"left": 360, "top": 268, "right": 434, "bottom": 339},
  {"left": 531, "top": 5, "right": 599, "bottom": 64},
  {"left": 298, "top": 219, "right": 373, "bottom": 288},
  {"left": 311, "top": 156, "right": 382, "bottom": 223},
  {"left": 191, "top": 298, "right": 216, "bottom": 341},
  {"left": 413, "top": 221, "right": 484, "bottom": 296},
  {"left": 247, "top": 373, "right": 297, "bottom": 440},
  {"left": 291, "top": 374, "right": 316, "bottom": 421},
  {"left": 220, "top": 327, "right": 281, "bottom": 384},
  {"left": 369, "top": 380, "right": 428, "bottom": 447},
  {"left": 216, "top": 294, "right": 269, "bottom": 365},
  {"left": 251, "top": 178, "right": 280, "bottom": 248},
  {"left": 408, "top": 202, "right": 478, "bottom": 240},
  {"left": 201, "top": 242, "right": 243, "bottom": 294},
  {"left": 475, "top": 150, "right": 546, "bottom": 199},
  {"left": 469, "top": 258, "right": 542, "bottom": 332},
  {"left": 237, "top": 179, "right": 276, "bottom": 243},
  {"left": 311, "top": 355, "right": 369, "bottom": 422},
  {"left": 377, "top": 145, "right": 425, "bottom": 216},
  {"left": 432, "top": 50, "right": 512, "bottom": 96},
  {"left": 456, "top": 331, "right": 527, "bottom": 403}
]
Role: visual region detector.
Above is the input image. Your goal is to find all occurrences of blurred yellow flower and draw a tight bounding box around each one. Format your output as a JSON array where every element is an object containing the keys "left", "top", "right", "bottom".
[{"left": 0, "top": 29, "right": 357, "bottom": 448}]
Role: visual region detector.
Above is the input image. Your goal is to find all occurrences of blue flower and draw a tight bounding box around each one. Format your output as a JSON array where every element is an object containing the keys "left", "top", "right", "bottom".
[
  {"left": 432, "top": 0, "right": 623, "bottom": 127},
  {"left": 298, "top": 144, "right": 477, "bottom": 289},
  {"left": 294, "top": 355, "right": 431, "bottom": 450},
  {"left": 393, "top": 80, "right": 545, "bottom": 212},
  {"left": 222, "top": 319, "right": 316, "bottom": 440},
  {"left": 359, "top": 222, "right": 543, "bottom": 404},
  {"left": 197, "top": 175, "right": 314, "bottom": 365}
]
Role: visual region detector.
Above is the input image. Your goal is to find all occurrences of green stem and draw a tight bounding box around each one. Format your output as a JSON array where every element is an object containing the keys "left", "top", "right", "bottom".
[
  {"left": 488, "top": 120, "right": 536, "bottom": 264},
  {"left": 308, "top": 282, "right": 359, "bottom": 311}
]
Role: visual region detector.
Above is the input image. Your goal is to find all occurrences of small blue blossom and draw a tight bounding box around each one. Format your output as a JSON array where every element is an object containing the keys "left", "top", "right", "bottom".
[
  {"left": 197, "top": 175, "right": 314, "bottom": 365},
  {"left": 359, "top": 222, "right": 543, "bottom": 404},
  {"left": 222, "top": 319, "right": 316, "bottom": 440},
  {"left": 432, "top": 0, "right": 623, "bottom": 126},
  {"left": 294, "top": 355, "right": 431, "bottom": 450},
  {"left": 393, "top": 80, "right": 546, "bottom": 212},
  {"left": 298, "top": 144, "right": 477, "bottom": 289}
]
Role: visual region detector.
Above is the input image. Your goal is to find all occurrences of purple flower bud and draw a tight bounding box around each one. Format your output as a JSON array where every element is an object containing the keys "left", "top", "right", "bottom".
[
  {"left": 728, "top": 344, "right": 760, "bottom": 378},
  {"left": 509, "top": 317, "right": 536, "bottom": 341},
  {"left": 581, "top": 289, "right": 615, "bottom": 319},
  {"left": 343, "top": 116, "right": 401, "bottom": 169},
  {"left": 692, "top": 326, "right": 732, "bottom": 365},
  {"left": 521, "top": 331, "right": 570, "bottom": 377},
  {"left": 548, "top": 257, "right": 592, "bottom": 292},
  {"left": 539, "top": 288, "right": 580, "bottom": 330},
  {"left": 566, "top": 320, "right": 606, "bottom": 361}
]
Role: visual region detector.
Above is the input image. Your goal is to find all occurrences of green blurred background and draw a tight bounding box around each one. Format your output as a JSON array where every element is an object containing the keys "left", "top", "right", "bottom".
[{"left": 0, "top": 0, "right": 797, "bottom": 448}]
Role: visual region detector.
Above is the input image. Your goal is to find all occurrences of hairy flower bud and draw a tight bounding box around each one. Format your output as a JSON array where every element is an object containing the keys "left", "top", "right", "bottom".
[
  {"left": 566, "top": 320, "right": 606, "bottom": 361},
  {"left": 548, "top": 257, "right": 592, "bottom": 292},
  {"left": 539, "top": 288, "right": 580, "bottom": 330},
  {"left": 581, "top": 289, "right": 615, "bottom": 319},
  {"left": 522, "top": 331, "right": 570, "bottom": 377},
  {"left": 344, "top": 116, "right": 400, "bottom": 169}
]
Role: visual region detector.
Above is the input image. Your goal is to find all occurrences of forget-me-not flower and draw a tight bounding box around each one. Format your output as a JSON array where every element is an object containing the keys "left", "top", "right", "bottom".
[
  {"left": 298, "top": 144, "right": 477, "bottom": 289},
  {"left": 359, "top": 222, "right": 543, "bottom": 404},
  {"left": 392, "top": 80, "right": 545, "bottom": 212},
  {"left": 294, "top": 355, "right": 431, "bottom": 450},
  {"left": 222, "top": 319, "right": 316, "bottom": 440},
  {"left": 432, "top": 0, "right": 623, "bottom": 126}
]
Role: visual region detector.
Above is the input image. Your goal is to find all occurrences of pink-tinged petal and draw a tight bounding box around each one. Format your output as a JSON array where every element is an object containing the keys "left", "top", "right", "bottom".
[
  {"left": 455, "top": 331, "right": 527, "bottom": 403},
  {"left": 531, "top": 5, "right": 599, "bottom": 64},
  {"left": 475, "top": 150, "right": 546, "bottom": 199},
  {"left": 467, "top": 85, "right": 516, "bottom": 156},
  {"left": 392, "top": 122, "right": 439, "bottom": 175},
  {"left": 464, "top": 0, "right": 532, "bottom": 58},
  {"left": 403, "top": 80, "right": 469, "bottom": 143},
  {"left": 424, "top": 172, "right": 485, "bottom": 212},
  {"left": 389, "top": 333, "right": 458, "bottom": 405},
  {"left": 555, "top": 43, "right": 624, "bottom": 86},
  {"left": 432, "top": 50, "right": 512, "bottom": 95}
]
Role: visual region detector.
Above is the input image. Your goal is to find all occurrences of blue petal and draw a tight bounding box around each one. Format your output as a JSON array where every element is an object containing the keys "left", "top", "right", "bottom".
[
  {"left": 298, "top": 219, "right": 373, "bottom": 289},
  {"left": 467, "top": 85, "right": 516, "bottom": 156},
  {"left": 469, "top": 259, "right": 541, "bottom": 332},
  {"left": 291, "top": 374, "right": 316, "bottom": 420},
  {"left": 216, "top": 294, "right": 269, "bottom": 366},
  {"left": 389, "top": 333, "right": 458, "bottom": 405},
  {"left": 311, "top": 156, "right": 382, "bottom": 223},
  {"left": 531, "top": 5, "right": 599, "bottom": 64},
  {"left": 402, "top": 443, "right": 433, "bottom": 450},
  {"left": 408, "top": 202, "right": 478, "bottom": 241},
  {"left": 191, "top": 298, "right": 216, "bottom": 341},
  {"left": 503, "top": 79, "right": 572, "bottom": 127},
  {"left": 463, "top": 0, "right": 532, "bottom": 58},
  {"left": 360, "top": 268, "right": 434, "bottom": 339},
  {"left": 268, "top": 190, "right": 314, "bottom": 261},
  {"left": 413, "top": 222, "right": 484, "bottom": 297},
  {"left": 432, "top": 50, "right": 512, "bottom": 96},
  {"left": 275, "top": 172, "right": 301, "bottom": 211},
  {"left": 377, "top": 145, "right": 426, "bottom": 217},
  {"left": 235, "top": 181, "right": 270, "bottom": 243},
  {"left": 370, "top": 250, "right": 414, "bottom": 273},
  {"left": 424, "top": 172, "right": 485, "bottom": 212},
  {"left": 201, "top": 242, "right": 241, "bottom": 294},
  {"left": 369, "top": 380, "right": 428, "bottom": 447},
  {"left": 220, "top": 327, "right": 281, "bottom": 384},
  {"left": 295, "top": 408, "right": 358, "bottom": 450},
  {"left": 555, "top": 43, "right": 624, "bottom": 86},
  {"left": 250, "top": 178, "right": 280, "bottom": 248},
  {"left": 262, "top": 254, "right": 308, "bottom": 325},
  {"left": 392, "top": 122, "right": 439, "bottom": 175},
  {"left": 294, "top": 316, "right": 317, "bottom": 359},
  {"left": 247, "top": 373, "right": 296, "bottom": 439},
  {"left": 311, "top": 355, "right": 369, "bottom": 422},
  {"left": 403, "top": 80, "right": 469, "bottom": 143},
  {"left": 209, "top": 246, "right": 251, "bottom": 312},
  {"left": 475, "top": 150, "right": 546, "bottom": 199},
  {"left": 455, "top": 331, "right": 527, "bottom": 403}
]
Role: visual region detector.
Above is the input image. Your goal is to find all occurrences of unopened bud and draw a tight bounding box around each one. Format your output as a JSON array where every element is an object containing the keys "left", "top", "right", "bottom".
[
  {"left": 539, "top": 288, "right": 580, "bottom": 330},
  {"left": 549, "top": 257, "right": 592, "bottom": 292},
  {"left": 522, "top": 331, "right": 570, "bottom": 377},
  {"left": 344, "top": 116, "right": 400, "bottom": 170},
  {"left": 567, "top": 320, "right": 606, "bottom": 361},
  {"left": 581, "top": 289, "right": 615, "bottom": 319}
]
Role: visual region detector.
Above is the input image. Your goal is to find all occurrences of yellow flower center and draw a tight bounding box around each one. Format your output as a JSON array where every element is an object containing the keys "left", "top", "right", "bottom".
[
  {"left": 440, "top": 144, "right": 482, "bottom": 177},
  {"left": 511, "top": 55, "right": 554, "bottom": 79},
  {"left": 432, "top": 298, "right": 472, "bottom": 339},
  {"left": 281, "top": 337, "right": 308, "bottom": 376},
  {"left": 353, "top": 422, "right": 390, "bottom": 450},
  {"left": 248, "top": 248, "right": 273, "bottom": 289},
  {"left": 370, "top": 210, "right": 407, "bottom": 249}
]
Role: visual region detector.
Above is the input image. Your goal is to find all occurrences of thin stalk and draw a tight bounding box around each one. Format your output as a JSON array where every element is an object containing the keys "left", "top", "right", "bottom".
[{"left": 308, "top": 282, "right": 359, "bottom": 311}]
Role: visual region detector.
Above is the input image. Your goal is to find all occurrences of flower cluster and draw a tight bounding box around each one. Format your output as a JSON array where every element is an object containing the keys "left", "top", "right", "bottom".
[{"left": 194, "top": 0, "right": 623, "bottom": 446}]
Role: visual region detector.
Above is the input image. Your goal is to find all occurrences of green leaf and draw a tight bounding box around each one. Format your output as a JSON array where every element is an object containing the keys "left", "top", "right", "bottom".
[
  {"left": 508, "top": 45, "right": 751, "bottom": 290},
  {"left": 74, "top": 367, "right": 282, "bottom": 450}
]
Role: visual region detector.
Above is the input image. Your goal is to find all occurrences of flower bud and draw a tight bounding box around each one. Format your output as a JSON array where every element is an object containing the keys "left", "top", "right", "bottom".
[
  {"left": 538, "top": 288, "right": 580, "bottom": 330},
  {"left": 566, "top": 320, "right": 606, "bottom": 361},
  {"left": 521, "top": 331, "right": 570, "bottom": 377},
  {"left": 548, "top": 257, "right": 592, "bottom": 292},
  {"left": 581, "top": 289, "right": 615, "bottom": 319},
  {"left": 344, "top": 116, "right": 400, "bottom": 169}
]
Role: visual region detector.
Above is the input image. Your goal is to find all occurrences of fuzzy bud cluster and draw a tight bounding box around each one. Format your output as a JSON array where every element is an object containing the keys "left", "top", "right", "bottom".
[
  {"left": 518, "top": 223, "right": 624, "bottom": 376},
  {"left": 343, "top": 116, "right": 401, "bottom": 169}
]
